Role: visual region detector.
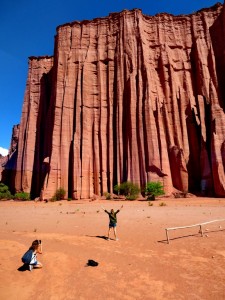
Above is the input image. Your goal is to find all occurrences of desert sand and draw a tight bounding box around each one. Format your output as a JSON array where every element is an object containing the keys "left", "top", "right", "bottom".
[{"left": 0, "top": 198, "right": 225, "bottom": 300}]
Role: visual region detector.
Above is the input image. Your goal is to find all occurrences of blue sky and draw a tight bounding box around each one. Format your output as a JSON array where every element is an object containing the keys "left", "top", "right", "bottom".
[{"left": 0, "top": 0, "right": 221, "bottom": 155}]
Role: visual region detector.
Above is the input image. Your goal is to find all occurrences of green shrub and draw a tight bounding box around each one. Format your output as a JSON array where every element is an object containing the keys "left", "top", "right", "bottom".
[
  {"left": 0, "top": 183, "right": 13, "bottom": 199},
  {"left": 0, "top": 183, "right": 9, "bottom": 193},
  {"left": 14, "top": 192, "right": 30, "bottom": 200},
  {"left": 114, "top": 181, "right": 140, "bottom": 200},
  {"left": 103, "top": 192, "right": 111, "bottom": 200},
  {"left": 145, "top": 181, "right": 164, "bottom": 200},
  {"left": 126, "top": 194, "right": 138, "bottom": 200},
  {"left": 0, "top": 191, "right": 13, "bottom": 199},
  {"left": 54, "top": 187, "right": 66, "bottom": 200},
  {"left": 0, "top": 193, "right": 12, "bottom": 200}
]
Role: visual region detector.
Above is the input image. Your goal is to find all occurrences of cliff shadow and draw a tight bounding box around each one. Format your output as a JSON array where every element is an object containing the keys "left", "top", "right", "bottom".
[
  {"left": 187, "top": 42, "right": 215, "bottom": 195},
  {"left": 185, "top": 102, "right": 201, "bottom": 194},
  {"left": 1, "top": 150, "right": 18, "bottom": 194},
  {"left": 30, "top": 68, "right": 54, "bottom": 199},
  {"left": 68, "top": 141, "right": 74, "bottom": 199},
  {"left": 112, "top": 53, "right": 118, "bottom": 189},
  {"left": 209, "top": 11, "right": 225, "bottom": 113},
  {"left": 122, "top": 77, "right": 131, "bottom": 182}
]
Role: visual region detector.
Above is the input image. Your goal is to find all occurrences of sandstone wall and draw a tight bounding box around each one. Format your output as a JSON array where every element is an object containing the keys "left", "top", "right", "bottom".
[
  {"left": 11, "top": 3, "right": 225, "bottom": 198},
  {"left": 0, "top": 156, "right": 7, "bottom": 182},
  {"left": 0, "top": 124, "right": 19, "bottom": 188},
  {"left": 14, "top": 56, "right": 54, "bottom": 197}
]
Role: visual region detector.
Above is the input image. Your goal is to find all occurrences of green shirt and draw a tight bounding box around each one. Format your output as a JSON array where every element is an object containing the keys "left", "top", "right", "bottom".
[{"left": 105, "top": 210, "right": 120, "bottom": 224}]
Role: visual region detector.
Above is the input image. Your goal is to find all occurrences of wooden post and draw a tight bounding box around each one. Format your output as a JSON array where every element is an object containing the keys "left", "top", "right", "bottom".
[
  {"left": 166, "top": 229, "right": 169, "bottom": 244},
  {"left": 199, "top": 225, "right": 203, "bottom": 237}
]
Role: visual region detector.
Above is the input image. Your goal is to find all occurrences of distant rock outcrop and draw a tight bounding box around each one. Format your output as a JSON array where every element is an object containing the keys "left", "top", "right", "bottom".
[
  {"left": 4, "top": 3, "right": 225, "bottom": 198},
  {"left": 0, "top": 155, "right": 6, "bottom": 182},
  {"left": 0, "top": 124, "right": 19, "bottom": 188}
]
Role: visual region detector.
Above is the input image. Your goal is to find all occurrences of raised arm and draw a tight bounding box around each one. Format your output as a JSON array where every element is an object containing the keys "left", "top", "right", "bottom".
[
  {"left": 115, "top": 205, "right": 123, "bottom": 214},
  {"left": 101, "top": 206, "right": 108, "bottom": 213}
]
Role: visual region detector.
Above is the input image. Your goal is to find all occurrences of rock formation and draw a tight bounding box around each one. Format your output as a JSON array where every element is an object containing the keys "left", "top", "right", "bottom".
[
  {"left": 3, "top": 2, "right": 225, "bottom": 198},
  {"left": 1, "top": 124, "right": 19, "bottom": 187},
  {"left": 0, "top": 156, "right": 6, "bottom": 182}
]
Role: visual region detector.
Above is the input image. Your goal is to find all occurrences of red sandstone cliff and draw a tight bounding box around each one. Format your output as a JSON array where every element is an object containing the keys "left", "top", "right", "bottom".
[
  {"left": 0, "top": 156, "right": 6, "bottom": 182},
  {"left": 0, "top": 125, "right": 19, "bottom": 187},
  {"left": 15, "top": 56, "right": 54, "bottom": 196},
  {"left": 7, "top": 3, "right": 225, "bottom": 198}
]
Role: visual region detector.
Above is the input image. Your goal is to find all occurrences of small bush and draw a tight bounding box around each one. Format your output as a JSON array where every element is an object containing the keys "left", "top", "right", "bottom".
[
  {"left": 0, "top": 183, "right": 13, "bottom": 200},
  {"left": 14, "top": 192, "right": 30, "bottom": 200},
  {"left": 148, "top": 201, "right": 154, "bottom": 206},
  {"left": 114, "top": 181, "right": 140, "bottom": 200},
  {"left": 159, "top": 202, "right": 167, "bottom": 207},
  {"left": 0, "top": 183, "right": 9, "bottom": 193},
  {"left": 145, "top": 181, "right": 164, "bottom": 200},
  {"left": 103, "top": 192, "right": 111, "bottom": 200},
  {"left": 54, "top": 187, "right": 66, "bottom": 200},
  {"left": 126, "top": 194, "right": 138, "bottom": 200},
  {"left": 0, "top": 192, "right": 13, "bottom": 200}
]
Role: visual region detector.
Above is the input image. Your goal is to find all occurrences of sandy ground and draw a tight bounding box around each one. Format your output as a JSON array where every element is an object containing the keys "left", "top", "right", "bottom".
[{"left": 0, "top": 197, "right": 225, "bottom": 300}]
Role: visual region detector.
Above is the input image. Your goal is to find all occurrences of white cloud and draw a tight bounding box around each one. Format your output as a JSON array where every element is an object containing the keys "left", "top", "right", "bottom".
[{"left": 0, "top": 147, "right": 8, "bottom": 156}]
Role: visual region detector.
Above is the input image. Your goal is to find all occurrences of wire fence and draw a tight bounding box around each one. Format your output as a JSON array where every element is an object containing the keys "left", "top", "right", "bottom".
[{"left": 165, "top": 219, "right": 225, "bottom": 244}]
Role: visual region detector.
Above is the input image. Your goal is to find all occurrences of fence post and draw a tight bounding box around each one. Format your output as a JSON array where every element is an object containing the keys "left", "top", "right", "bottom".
[
  {"left": 199, "top": 225, "right": 203, "bottom": 237},
  {"left": 166, "top": 229, "right": 169, "bottom": 244}
]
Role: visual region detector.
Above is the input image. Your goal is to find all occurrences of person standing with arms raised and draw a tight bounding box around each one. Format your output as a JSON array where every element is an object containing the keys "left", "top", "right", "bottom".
[{"left": 102, "top": 205, "right": 123, "bottom": 241}]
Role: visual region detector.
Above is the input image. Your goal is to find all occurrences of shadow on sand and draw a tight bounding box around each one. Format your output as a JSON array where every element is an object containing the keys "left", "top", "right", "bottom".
[
  {"left": 86, "top": 235, "right": 109, "bottom": 240},
  {"left": 17, "top": 264, "right": 29, "bottom": 272}
]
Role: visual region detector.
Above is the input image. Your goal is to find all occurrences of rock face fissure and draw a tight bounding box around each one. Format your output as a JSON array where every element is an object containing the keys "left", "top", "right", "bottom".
[{"left": 3, "top": 3, "right": 225, "bottom": 198}]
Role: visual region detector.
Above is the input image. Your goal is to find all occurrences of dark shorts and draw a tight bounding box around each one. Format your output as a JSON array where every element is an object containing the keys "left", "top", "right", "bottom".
[{"left": 109, "top": 223, "right": 117, "bottom": 228}]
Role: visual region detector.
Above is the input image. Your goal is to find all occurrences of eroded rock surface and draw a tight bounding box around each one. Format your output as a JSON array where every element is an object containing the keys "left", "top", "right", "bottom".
[
  {"left": 0, "top": 125, "right": 19, "bottom": 187},
  {"left": 5, "top": 3, "right": 225, "bottom": 198}
]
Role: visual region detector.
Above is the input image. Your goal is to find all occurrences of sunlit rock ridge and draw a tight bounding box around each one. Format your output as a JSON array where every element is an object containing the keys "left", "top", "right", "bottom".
[{"left": 5, "top": 2, "right": 225, "bottom": 199}]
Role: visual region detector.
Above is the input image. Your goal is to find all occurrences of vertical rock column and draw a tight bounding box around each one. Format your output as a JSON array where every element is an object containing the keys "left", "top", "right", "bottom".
[{"left": 15, "top": 57, "right": 53, "bottom": 193}]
